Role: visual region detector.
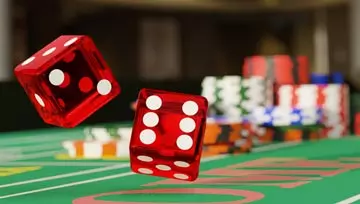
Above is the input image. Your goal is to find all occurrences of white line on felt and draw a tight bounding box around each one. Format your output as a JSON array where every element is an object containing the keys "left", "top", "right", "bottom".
[
  {"left": 0, "top": 142, "right": 289, "bottom": 166},
  {"left": 0, "top": 164, "right": 130, "bottom": 189},
  {"left": 336, "top": 194, "right": 360, "bottom": 204},
  {"left": 0, "top": 144, "right": 63, "bottom": 153},
  {"left": 15, "top": 150, "right": 63, "bottom": 160},
  {"left": 0, "top": 143, "right": 293, "bottom": 199},
  {"left": 0, "top": 135, "right": 82, "bottom": 147},
  {"left": 0, "top": 172, "right": 135, "bottom": 199},
  {"left": 0, "top": 157, "right": 228, "bottom": 167},
  {"left": 0, "top": 150, "right": 63, "bottom": 162},
  {"left": 0, "top": 129, "right": 80, "bottom": 142},
  {"left": 0, "top": 155, "right": 226, "bottom": 190},
  {"left": 0, "top": 155, "right": 223, "bottom": 199},
  {"left": 0, "top": 161, "right": 121, "bottom": 167}
]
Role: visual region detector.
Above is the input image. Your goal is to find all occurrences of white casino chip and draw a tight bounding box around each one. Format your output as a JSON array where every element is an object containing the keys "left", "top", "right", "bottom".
[{"left": 201, "top": 75, "right": 270, "bottom": 119}]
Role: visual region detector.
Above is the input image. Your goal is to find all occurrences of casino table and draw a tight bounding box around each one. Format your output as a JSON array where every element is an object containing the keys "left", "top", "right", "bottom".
[{"left": 1, "top": 123, "right": 360, "bottom": 204}]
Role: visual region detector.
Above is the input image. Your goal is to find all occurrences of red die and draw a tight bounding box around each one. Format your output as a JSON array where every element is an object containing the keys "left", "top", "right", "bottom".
[
  {"left": 130, "top": 88, "right": 208, "bottom": 181},
  {"left": 14, "top": 35, "right": 120, "bottom": 128}
]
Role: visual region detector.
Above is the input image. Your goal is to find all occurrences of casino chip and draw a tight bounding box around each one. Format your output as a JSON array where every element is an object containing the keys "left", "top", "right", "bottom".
[
  {"left": 62, "top": 139, "right": 130, "bottom": 159},
  {"left": 63, "top": 126, "right": 132, "bottom": 159},
  {"left": 203, "top": 117, "right": 252, "bottom": 154},
  {"left": 201, "top": 75, "right": 272, "bottom": 118},
  {"left": 251, "top": 106, "right": 323, "bottom": 127}
]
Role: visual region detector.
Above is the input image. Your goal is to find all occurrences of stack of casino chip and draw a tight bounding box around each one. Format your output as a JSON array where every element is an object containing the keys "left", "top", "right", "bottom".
[
  {"left": 243, "top": 55, "right": 309, "bottom": 85},
  {"left": 355, "top": 113, "right": 360, "bottom": 136},
  {"left": 241, "top": 77, "right": 273, "bottom": 114},
  {"left": 201, "top": 75, "right": 242, "bottom": 118},
  {"left": 62, "top": 126, "right": 133, "bottom": 159},
  {"left": 321, "top": 85, "right": 349, "bottom": 137},
  {"left": 251, "top": 106, "right": 323, "bottom": 127},
  {"left": 201, "top": 75, "right": 272, "bottom": 119},
  {"left": 205, "top": 117, "right": 274, "bottom": 147},
  {"left": 258, "top": 125, "right": 324, "bottom": 143},
  {"left": 311, "top": 72, "right": 344, "bottom": 84},
  {"left": 202, "top": 117, "right": 252, "bottom": 156},
  {"left": 62, "top": 139, "right": 130, "bottom": 159},
  {"left": 277, "top": 84, "right": 349, "bottom": 138}
]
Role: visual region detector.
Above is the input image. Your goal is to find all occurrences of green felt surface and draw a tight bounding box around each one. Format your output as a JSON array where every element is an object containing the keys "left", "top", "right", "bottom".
[{"left": 0, "top": 124, "right": 360, "bottom": 203}]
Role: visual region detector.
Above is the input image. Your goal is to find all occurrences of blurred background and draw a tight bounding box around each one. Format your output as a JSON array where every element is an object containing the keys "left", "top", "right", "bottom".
[{"left": 0, "top": 0, "right": 357, "bottom": 132}]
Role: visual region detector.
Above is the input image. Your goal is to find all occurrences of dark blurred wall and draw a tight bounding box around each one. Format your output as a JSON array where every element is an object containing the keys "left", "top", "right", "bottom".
[
  {"left": 1, "top": 1, "right": 298, "bottom": 132},
  {"left": 327, "top": 5, "right": 350, "bottom": 77},
  {"left": 25, "top": 0, "right": 62, "bottom": 54},
  {"left": 61, "top": 9, "right": 139, "bottom": 79},
  {"left": 15, "top": 0, "right": 351, "bottom": 80},
  {"left": 22, "top": 0, "right": 295, "bottom": 79}
]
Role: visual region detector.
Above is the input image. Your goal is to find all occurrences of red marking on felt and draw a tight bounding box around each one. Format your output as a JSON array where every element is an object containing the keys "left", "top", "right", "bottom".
[
  {"left": 202, "top": 168, "right": 347, "bottom": 177},
  {"left": 72, "top": 188, "right": 265, "bottom": 204}
]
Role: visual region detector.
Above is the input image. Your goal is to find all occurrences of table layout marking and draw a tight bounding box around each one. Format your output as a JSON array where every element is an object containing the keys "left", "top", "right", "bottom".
[
  {"left": 0, "top": 161, "right": 120, "bottom": 167},
  {"left": 1, "top": 144, "right": 62, "bottom": 153},
  {"left": 0, "top": 164, "right": 129, "bottom": 189},
  {"left": 0, "top": 133, "right": 70, "bottom": 143},
  {"left": 0, "top": 142, "right": 299, "bottom": 200},
  {"left": 8, "top": 150, "right": 63, "bottom": 161},
  {"left": 336, "top": 194, "right": 360, "bottom": 204},
  {"left": 0, "top": 155, "right": 227, "bottom": 199},
  {"left": 0, "top": 166, "right": 41, "bottom": 177},
  {"left": 0, "top": 128, "right": 84, "bottom": 140},
  {"left": 0, "top": 136, "right": 80, "bottom": 147},
  {"left": 0, "top": 172, "right": 135, "bottom": 199}
]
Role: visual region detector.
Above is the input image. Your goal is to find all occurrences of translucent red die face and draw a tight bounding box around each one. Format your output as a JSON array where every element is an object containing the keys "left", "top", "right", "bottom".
[
  {"left": 14, "top": 35, "right": 120, "bottom": 128},
  {"left": 130, "top": 88, "right": 208, "bottom": 181}
]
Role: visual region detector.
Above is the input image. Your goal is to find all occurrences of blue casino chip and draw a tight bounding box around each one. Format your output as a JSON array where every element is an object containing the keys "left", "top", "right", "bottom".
[{"left": 251, "top": 106, "right": 323, "bottom": 127}]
